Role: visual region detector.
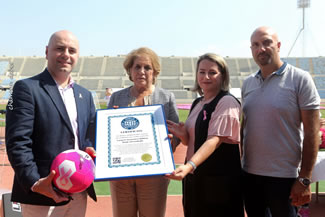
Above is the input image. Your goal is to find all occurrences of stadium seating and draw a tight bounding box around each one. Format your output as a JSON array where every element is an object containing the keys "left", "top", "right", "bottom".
[
  {"left": 79, "top": 79, "right": 100, "bottom": 90},
  {"left": 237, "top": 58, "right": 251, "bottom": 74},
  {"left": 317, "top": 90, "right": 325, "bottom": 99},
  {"left": 249, "top": 58, "right": 259, "bottom": 73},
  {"left": 161, "top": 57, "right": 181, "bottom": 76},
  {"left": 0, "top": 56, "right": 324, "bottom": 103},
  {"left": 312, "top": 57, "right": 325, "bottom": 74},
  {"left": 230, "top": 78, "right": 241, "bottom": 88},
  {"left": 122, "top": 79, "right": 133, "bottom": 88},
  {"left": 104, "top": 56, "right": 126, "bottom": 76},
  {"left": 102, "top": 78, "right": 123, "bottom": 89},
  {"left": 0, "top": 60, "right": 9, "bottom": 75},
  {"left": 182, "top": 78, "right": 195, "bottom": 90},
  {"left": 1, "top": 78, "right": 15, "bottom": 86},
  {"left": 81, "top": 57, "right": 103, "bottom": 76},
  {"left": 297, "top": 57, "right": 310, "bottom": 72},
  {"left": 160, "top": 78, "right": 182, "bottom": 90},
  {"left": 72, "top": 58, "right": 82, "bottom": 73},
  {"left": 21, "top": 57, "right": 46, "bottom": 76},
  {"left": 281, "top": 57, "right": 297, "bottom": 66},
  {"left": 314, "top": 76, "right": 325, "bottom": 89},
  {"left": 225, "top": 58, "right": 239, "bottom": 75},
  {"left": 181, "top": 57, "right": 195, "bottom": 76}
]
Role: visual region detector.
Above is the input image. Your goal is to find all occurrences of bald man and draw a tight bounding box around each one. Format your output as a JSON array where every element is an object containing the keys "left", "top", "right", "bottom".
[
  {"left": 6, "top": 30, "right": 97, "bottom": 217},
  {"left": 241, "top": 26, "right": 320, "bottom": 217}
]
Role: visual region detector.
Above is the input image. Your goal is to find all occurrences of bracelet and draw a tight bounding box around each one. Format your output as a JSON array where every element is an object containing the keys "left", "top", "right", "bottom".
[{"left": 187, "top": 160, "right": 197, "bottom": 171}]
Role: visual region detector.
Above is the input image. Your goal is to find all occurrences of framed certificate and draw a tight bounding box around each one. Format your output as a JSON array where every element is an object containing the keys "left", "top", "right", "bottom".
[{"left": 94, "top": 104, "right": 175, "bottom": 181}]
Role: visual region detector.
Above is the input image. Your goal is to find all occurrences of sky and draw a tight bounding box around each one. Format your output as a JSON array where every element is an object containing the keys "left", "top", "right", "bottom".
[{"left": 1, "top": 0, "right": 325, "bottom": 58}]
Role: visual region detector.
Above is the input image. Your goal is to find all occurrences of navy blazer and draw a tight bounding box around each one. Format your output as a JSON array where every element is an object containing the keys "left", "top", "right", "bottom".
[{"left": 5, "top": 69, "right": 97, "bottom": 205}]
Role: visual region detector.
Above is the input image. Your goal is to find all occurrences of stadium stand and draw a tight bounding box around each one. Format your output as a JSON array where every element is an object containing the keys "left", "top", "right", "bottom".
[
  {"left": 182, "top": 78, "right": 195, "bottom": 90},
  {"left": 79, "top": 79, "right": 100, "bottom": 90},
  {"left": 21, "top": 57, "right": 46, "bottom": 76},
  {"left": 230, "top": 78, "right": 241, "bottom": 89},
  {"left": 122, "top": 79, "right": 133, "bottom": 88},
  {"left": 0, "top": 61, "right": 9, "bottom": 75},
  {"left": 249, "top": 58, "right": 259, "bottom": 73},
  {"left": 72, "top": 57, "right": 82, "bottom": 73},
  {"left": 1, "top": 78, "right": 15, "bottom": 86},
  {"left": 312, "top": 57, "right": 325, "bottom": 74},
  {"left": 102, "top": 78, "right": 123, "bottom": 89},
  {"left": 12, "top": 57, "right": 24, "bottom": 72},
  {"left": 281, "top": 57, "right": 297, "bottom": 66},
  {"left": 2, "top": 90, "right": 11, "bottom": 100},
  {"left": 81, "top": 57, "right": 103, "bottom": 76},
  {"left": 181, "top": 57, "right": 195, "bottom": 77},
  {"left": 237, "top": 58, "right": 251, "bottom": 73},
  {"left": 297, "top": 57, "right": 310, "bottom": 72},
  {"left": 318, "top": 90, "right": 325, "bottom": 99},
  {"left": 0, "top": 56, "right": 324, "bottom": 103},
  {"left": 104, "top": 56, "right": 125, "bottom": 76},
  {"left": 225, "top": 58, "right": 239, "bottom": 75},
  {"left": 314, "top": 76, "right": 325, "bottom": 89},
  {"left": 170, "top": 90, "right": 197, "bottom": 101},
  {"left": 160, "top": 78, "right": 182, "bottom": 90},
  {"left": 161, "top": 57, "right": 181, "bottom": 76}
]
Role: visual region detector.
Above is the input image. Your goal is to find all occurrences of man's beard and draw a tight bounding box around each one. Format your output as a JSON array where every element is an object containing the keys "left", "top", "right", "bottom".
[{"left": 256, "top": 52, "right": 271, "bottom": 66}]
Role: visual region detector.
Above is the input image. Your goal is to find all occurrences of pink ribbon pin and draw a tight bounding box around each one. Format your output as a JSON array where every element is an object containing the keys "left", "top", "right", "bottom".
[{"left": 203, "top": 110, "right": 207, "bottom": 120}]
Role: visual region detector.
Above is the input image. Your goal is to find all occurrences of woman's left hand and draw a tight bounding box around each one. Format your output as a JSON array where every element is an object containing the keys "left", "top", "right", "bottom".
[{"left": 166, "top": 120, "right": 188, "bottom": 145}]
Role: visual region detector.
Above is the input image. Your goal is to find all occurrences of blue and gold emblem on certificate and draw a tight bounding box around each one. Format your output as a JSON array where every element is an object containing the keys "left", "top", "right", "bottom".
[{"left": 121, "top": 117, "right": 139, "bottom": 130}]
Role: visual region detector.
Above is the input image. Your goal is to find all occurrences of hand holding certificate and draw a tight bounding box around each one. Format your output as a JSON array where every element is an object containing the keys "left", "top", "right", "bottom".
[{"left": 95, "top": 105, "right": 175, "bottom": 180}]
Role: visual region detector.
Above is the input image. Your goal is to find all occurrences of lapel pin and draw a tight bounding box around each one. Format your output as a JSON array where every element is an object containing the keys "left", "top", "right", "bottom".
[{"left": 79, "top": 93, "right": 83, "bottom": 99}]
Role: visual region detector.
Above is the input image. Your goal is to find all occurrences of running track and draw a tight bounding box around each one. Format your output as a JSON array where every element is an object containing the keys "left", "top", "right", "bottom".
[{"left": 1, "top": 142, "right": 324, "bottom": 216}]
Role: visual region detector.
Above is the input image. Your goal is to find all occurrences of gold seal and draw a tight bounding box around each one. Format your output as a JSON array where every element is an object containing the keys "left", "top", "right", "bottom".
[{"left": 141, "top": 153, "right": 152, "bottom": 162}]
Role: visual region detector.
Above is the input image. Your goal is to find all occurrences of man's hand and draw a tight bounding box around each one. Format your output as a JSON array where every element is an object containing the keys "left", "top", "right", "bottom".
[
  {"left": 31, "top": 170, "right": 69, "bottom": 203},
  {"left": 85, "top": 147, "right": 96, "bottom": 160},
  {"left": 290, "top": 180, "right": 312, "bottom": 206}
]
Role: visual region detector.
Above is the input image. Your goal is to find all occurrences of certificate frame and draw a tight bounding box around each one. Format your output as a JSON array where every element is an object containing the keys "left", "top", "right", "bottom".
[{"left": 94, "top": 104, "right": 175, "bottom": 181}]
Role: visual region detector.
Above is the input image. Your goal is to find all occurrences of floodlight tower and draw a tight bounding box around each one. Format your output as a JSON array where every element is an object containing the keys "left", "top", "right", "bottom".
[{"left": 287, "top": 0, "right": 310, "bottom": 57}]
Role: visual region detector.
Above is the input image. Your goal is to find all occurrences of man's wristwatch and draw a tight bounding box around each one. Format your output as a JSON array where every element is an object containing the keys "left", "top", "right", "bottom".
[{"left": 298, "top": 177, "right": 311, "bottom": 187}]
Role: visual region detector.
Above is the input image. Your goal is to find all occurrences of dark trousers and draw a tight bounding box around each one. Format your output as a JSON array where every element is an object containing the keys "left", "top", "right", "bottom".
[
  {"left": 243, "top": 171, "right": 297, "bottom": 217},
  {"left": 183, "top": 173, "right": 244, "bottom": 217}
]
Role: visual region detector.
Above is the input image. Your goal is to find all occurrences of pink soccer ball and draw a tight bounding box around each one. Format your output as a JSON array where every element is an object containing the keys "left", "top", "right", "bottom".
[{"left": 50, "top": 149, "right": 95, "bottom": 194}]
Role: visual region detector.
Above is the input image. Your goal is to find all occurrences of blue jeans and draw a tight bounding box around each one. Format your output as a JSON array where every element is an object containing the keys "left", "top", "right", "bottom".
[{"left": 243, "top": 171, "right": 297, "bottom": 217}]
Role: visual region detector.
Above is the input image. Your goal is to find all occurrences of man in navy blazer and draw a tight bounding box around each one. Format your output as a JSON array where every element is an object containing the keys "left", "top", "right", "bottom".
[{"left": 6, "top": 30, "right": 97, "bottom": 217}]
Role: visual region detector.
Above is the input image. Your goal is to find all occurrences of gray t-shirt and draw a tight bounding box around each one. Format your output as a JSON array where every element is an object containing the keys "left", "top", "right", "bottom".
[{"left": 242, "top": 62, "right": 320, "bottom": 178}]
